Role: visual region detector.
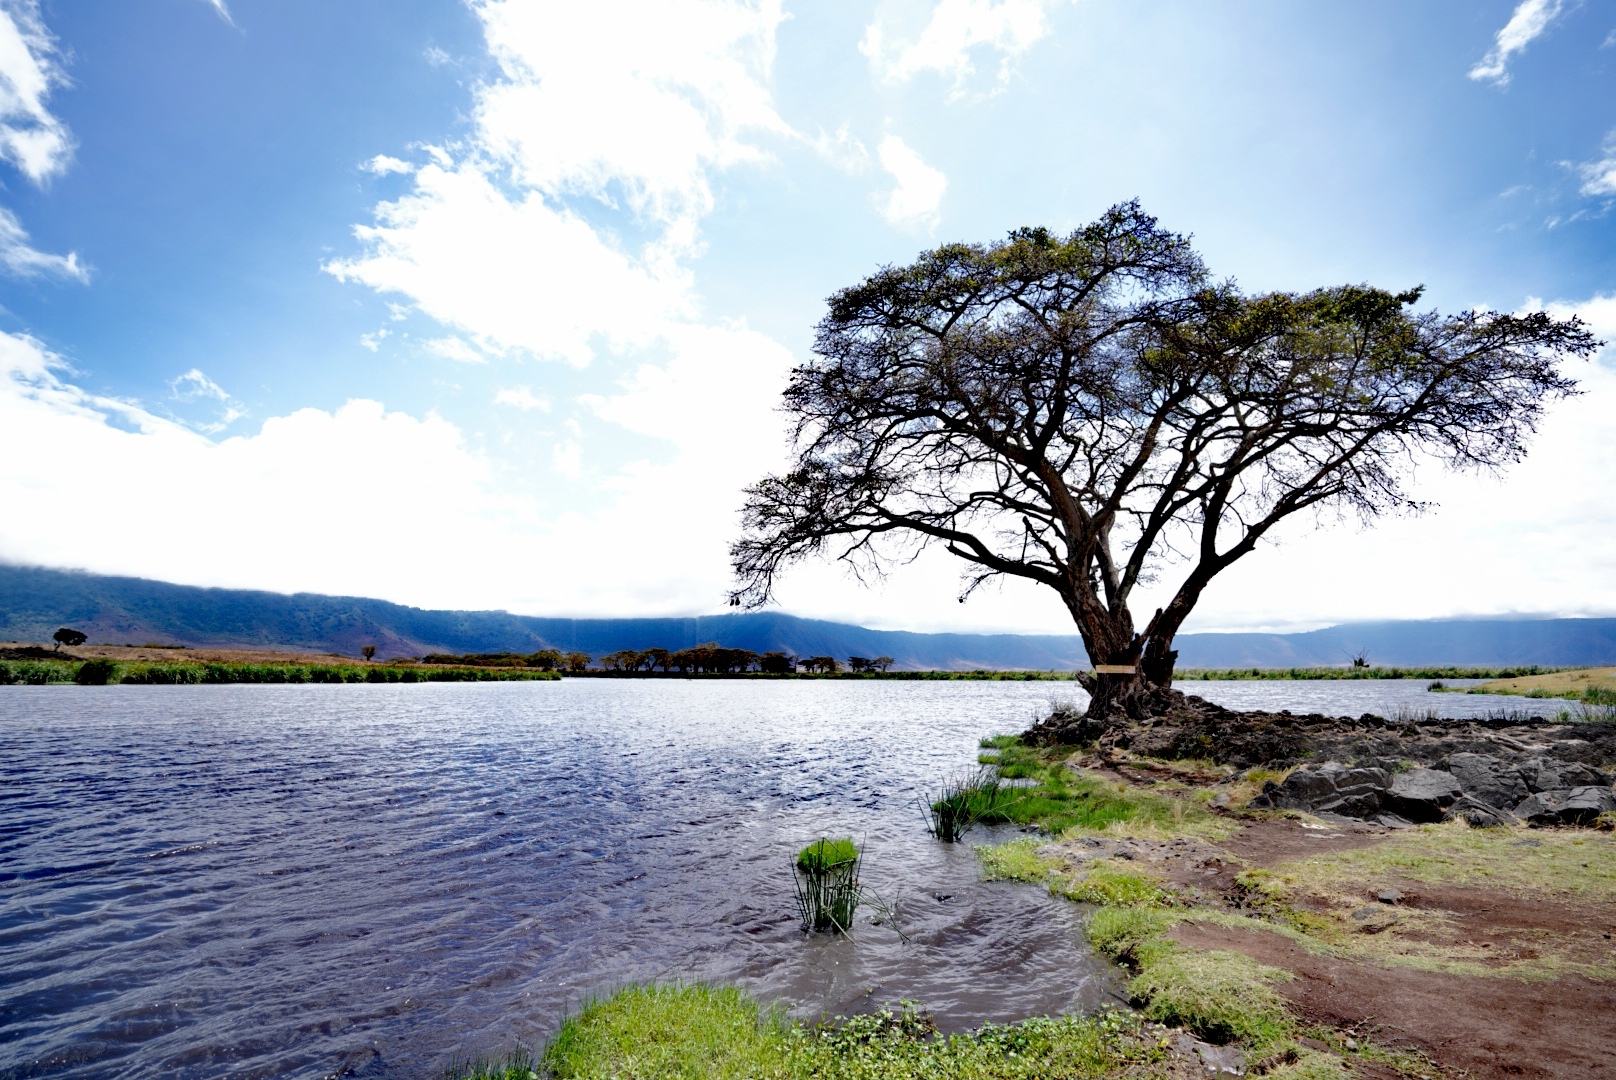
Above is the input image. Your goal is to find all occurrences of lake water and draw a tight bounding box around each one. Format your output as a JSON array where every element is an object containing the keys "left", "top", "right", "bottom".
[{"left": 0, "top": 677, "right": 1570, "bottom": 1079}]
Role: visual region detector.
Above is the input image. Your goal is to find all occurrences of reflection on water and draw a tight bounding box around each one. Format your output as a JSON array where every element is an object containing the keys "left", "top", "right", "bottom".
[{"left": 0, "top": 681, "right": 1113, "bottom": 1080}]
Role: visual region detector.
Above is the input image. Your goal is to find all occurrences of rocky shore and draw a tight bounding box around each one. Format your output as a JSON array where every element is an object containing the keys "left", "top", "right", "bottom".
[{"left": 1026, "top": 689, "right": 1616, "bottom": 830}]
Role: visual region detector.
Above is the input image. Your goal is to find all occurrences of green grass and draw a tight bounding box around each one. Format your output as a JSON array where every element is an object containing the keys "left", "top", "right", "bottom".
[
  {"left": 925, "top": 768, "right": 1006, "bottom": 842},
  {"left": 0, "top": 659, "right": 560, "bottom": 685},
  {"left": 974, "top": 737, "right": 1222, "bottom": 838},
  {"left": 793, "top": 838, "right": 862, "bottom": 933},
  {"left": 796, "top": 837, "right": 859, "bottom": 874},
  {"left": 539, "top": 985, "right": 793, "bottom": 1080},
  {"left": 459, "top": 985, "right": 1161, "bottom": 1080},
  {"left": 1083, "top": 906, "right": 1295, "bottom": 1052},
  {"left": 979, "top": 838, "right": 1170, "bottom": 906}
]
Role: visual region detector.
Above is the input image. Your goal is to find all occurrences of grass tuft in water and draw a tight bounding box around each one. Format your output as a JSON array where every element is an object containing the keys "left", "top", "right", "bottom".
[
  {"left": 923, "top": 767, "right": 1005, "bottom": 842},
  {"left": 445, "top": 1047, "right": 540, "bottom": 1080},
  {"left": 793, "top": 837, "right": 862, "bottom": 933}
]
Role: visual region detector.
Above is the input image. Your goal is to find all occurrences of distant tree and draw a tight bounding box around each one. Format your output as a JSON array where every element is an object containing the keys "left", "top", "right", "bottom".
[
  {"left": 802, "top": 655, "right": 840, "bottom": 674},
  {"left": 872, "top": 656, "right": 895, "bottom": 672},
  {"left": 564, "top": 651, "right": 592, "bottom": 672},
  {"left": 528, "top": 648, "right": 564, "bottom": 671},
  {"left": 730, "top": 202, "right": 1595, "bottom": 723},
  {"left": 848, "top": 656, "right": 871, "bottom": 672},
  {"left": 643, "top": 647, "right": 672, "bottom": 672},
  {"left": 759, "top": 651, "right": 796, "bottom": 674},
  {"left": 361, "top": 645, "right": 377, "bottom": 662},
  {"left": 52, "top": 628, "right": 86, "bottom": 651}
]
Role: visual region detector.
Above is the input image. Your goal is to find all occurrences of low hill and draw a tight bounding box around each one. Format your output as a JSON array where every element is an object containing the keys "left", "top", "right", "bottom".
[{"left": 2, "top": 563, "right": 1614, "bottom": 670}]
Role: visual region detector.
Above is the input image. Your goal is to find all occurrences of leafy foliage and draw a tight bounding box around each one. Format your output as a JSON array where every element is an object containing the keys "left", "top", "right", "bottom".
[{"left": 731, "top": 202, "right": 1595, "bottom": 703}]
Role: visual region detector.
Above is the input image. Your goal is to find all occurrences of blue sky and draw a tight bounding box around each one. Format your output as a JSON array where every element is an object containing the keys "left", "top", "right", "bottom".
[{"left": 1, "top": 0, "right": 1613, "bottom": 634}]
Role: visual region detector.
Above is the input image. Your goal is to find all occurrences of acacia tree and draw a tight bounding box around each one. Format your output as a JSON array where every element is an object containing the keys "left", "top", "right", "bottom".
[{"left": 729, "top": 203, "right": 1595, "bottom": 723}]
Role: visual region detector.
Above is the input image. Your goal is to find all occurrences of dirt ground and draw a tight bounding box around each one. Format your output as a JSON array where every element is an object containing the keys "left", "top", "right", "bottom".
[
  {"left": 1171, "top": 920, "right": 1616, "bottom": 1080},
  {"left": 1132, "top": 815, "right": 1616, "bottom": 1079}
]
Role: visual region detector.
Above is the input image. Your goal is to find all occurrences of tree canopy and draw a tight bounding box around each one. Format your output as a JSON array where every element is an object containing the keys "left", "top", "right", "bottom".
[
  {"left": 730, "top": 202, "right": 1596, "bottom": 719},
  {"left": 52, "top": 627, "right": 87, "bottom": 650}
]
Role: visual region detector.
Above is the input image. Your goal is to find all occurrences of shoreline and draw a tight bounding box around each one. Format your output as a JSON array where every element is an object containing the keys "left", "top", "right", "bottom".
[{"left": 461, "top": 709, "right": 1616, "bottom": 1080}]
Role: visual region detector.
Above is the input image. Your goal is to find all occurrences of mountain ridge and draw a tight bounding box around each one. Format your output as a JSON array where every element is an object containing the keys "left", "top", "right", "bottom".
[{"left": 2, "top": 563, "right": 1614, "bottom": 669}]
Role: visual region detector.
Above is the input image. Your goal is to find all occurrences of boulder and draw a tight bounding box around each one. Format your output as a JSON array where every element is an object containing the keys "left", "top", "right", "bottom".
[
  {"left": 1519, "top": 757, "right": 1613, "bottom": 794},
  {"left": 1442, "top": 795, "right": 1519, "bottom": 828},
  {"left": 1438, "top": 753, "right": 1528, "bottom": 810},
  {"left": 1384, "top": 768, "right": 1463, "bottom": 823},
  {"left": 1513, "top": 786, "right": 1616, "bottom": 827},
  {"left": 1249, "top": 762, "right": 1390, "bottom": 816}
]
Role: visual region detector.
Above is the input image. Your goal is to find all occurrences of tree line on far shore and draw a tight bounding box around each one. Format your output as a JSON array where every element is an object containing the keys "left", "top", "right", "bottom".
[{"left": 420, "top": 643, "right": 894, "bottom": 674}]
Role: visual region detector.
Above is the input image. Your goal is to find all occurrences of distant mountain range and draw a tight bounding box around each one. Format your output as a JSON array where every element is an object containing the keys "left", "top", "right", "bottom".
[{"left": 3, "top": 563, "right": 1614, "bottom": 669}]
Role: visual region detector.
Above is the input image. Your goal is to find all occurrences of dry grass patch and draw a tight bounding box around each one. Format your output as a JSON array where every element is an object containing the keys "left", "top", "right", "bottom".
[
  {"left": 1237, "top": 822, "right": 1616, "bottom": 980},
  {"left": 1471, "top": 665, "right": 1616, "bottom": 700}
]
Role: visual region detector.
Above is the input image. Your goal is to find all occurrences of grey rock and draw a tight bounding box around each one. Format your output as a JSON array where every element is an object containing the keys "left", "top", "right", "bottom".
[
  {"left": 1170, "top": 1032, "right": 1246, "bottom": 1076},
  {"left": 1377, "top": 888, "right": 1402, "bottom": 904},
  {"left": 1442, "top": 795, "right": 1519, "bottom": 828},
  {"left": 1384, "top": 768, "right": 1463, "bottom": 823},
  {"left": 1438, "top": 752, "right": 1528, "bottom": 809},
  {"left": 1520, "top": 758, "right": 1613, "bottom": 794},
  {"left": 1260, "top": 762, "right": 1390, "bottom": 816},
  {"left": 1513, "top": 786, "right": 1616, "bottom": 826},
  {"left": 1369, "top": 811, "right": 1413, "bottom": 829}
]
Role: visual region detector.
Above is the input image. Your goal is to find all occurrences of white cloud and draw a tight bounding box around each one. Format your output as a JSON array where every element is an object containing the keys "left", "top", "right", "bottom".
[
  {"left": 424, "top": 46, "right": 452, "bottom": 68},
  {"left": 876, "top": 134, "right": 947, "bottom": 228},
  {"left": 1577, "top": 130, "right": 1616, "bottom": 196},
  {"left": 0, "top": 206, "right": 85, "bottom": 281},
  {"left": 200, "top": 0, "right": 236, "bottom": 27},
  {"left": 551, "top": 438, "right": 583, "bottom": 478},
  {"left": 327, "top": 162, "right": 694, "bottom": 366},
  {"left": 169, "top": 367, "right": 231, "bottom": 402},
  {"left": 359, "top": 328, "right": 389, "bottom": 351},
  {"left": 809, "top": 122, "right": 871, "bottom": 173},
  {"left": 493, "top": 385, "right": 549, "bottom": 410},
  {"left": 362, "top": 154, "right": 414, "bottom": 176},
  {"left": 0, "top": 330, "right": 800, "bottom": 617},
  {"left": 862, "top": 0, "right": 1056, "bottom": 93},
  {"left": 0, "top": 0, "right": 71, "bottom": 183},
  {"left": 169, "top": 367, "right": 245, "bottom": 433},
  {"left": 1469, "top": 0, "right": 1563, "bottom": 86},
  {"left": 424, "top": 334, "right": 488, "bottom": 364},
  {"left": 473, "top": 0, "right": 789, "bottom": 231},
  {"left": 328, "top": 1, "right": 794, "bottom": 367}
]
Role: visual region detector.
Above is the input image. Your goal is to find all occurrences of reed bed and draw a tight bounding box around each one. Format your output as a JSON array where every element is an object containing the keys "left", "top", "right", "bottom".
[
  {"left": 792, "top": 838, "right": 862, "bottom": 934},
  {"left": 923, "top": 767, "right": 1006, "bottom": 842}
]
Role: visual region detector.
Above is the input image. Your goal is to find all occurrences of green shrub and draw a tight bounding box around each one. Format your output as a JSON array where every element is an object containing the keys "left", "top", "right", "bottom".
[{"left": 74, "top": 658, "right": 119, "bottom": 686}]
